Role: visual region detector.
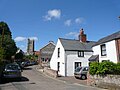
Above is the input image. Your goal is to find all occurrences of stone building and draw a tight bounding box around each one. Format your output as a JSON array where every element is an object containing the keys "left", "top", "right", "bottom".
[
  {"left": 27, "top": 39, "right": 34, "bottom": 55},
  {"left": 39, "top": 41, "right": 55, "bottom": 63}
]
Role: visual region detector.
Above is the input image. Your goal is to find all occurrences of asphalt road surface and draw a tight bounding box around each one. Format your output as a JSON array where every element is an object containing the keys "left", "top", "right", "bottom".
[{"left": 0, "top": 65, "right": 106, "bottom": 90}]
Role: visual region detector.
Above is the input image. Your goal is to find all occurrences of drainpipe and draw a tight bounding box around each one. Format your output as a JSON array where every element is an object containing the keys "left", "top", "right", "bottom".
[{"left": 116, "top": 39, "right": 120, "bottom": 62}]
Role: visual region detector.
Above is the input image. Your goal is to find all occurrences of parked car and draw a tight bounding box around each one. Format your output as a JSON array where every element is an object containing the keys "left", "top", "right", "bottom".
[
  {"left": 15, "top": 61, "right": 23, "bottom": 69},
  {"left": 74, "top": 66, "right": 89, "bottom": 80},
  {"left": 3, "top": 63, "right": 22, "bottom": 79},
  {"left": 30, "top": 61, "right": 38, "bottom": 65},
  {"left": 21, "top": 60, "right": 31, "bottom": 68}
]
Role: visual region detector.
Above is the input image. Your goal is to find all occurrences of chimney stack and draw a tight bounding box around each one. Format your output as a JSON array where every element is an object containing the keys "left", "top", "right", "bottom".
[{"left": 78, "top": 28, "right": 87, "bottom": 42}]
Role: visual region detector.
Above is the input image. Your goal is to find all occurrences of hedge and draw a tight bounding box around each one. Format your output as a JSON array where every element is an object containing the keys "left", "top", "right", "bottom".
[{"left": 89, "top": 61, "right": 120, "bottom": 75}]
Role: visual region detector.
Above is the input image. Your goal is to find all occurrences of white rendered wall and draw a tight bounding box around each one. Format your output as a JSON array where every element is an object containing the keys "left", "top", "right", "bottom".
[
  {"left": 50, "top": 39, "right": 66, "bottom": 76},
  {"left": 66, "top": 51, "right": 93, "bottom": 76},
  {"left": 93, "top": 40, "right": 117, "bottom": 63}
]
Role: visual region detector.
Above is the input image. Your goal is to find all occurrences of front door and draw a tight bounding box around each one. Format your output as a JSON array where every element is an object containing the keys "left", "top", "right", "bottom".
[{"left": 74, "top": 62, "right": 81, "bottom": 70}]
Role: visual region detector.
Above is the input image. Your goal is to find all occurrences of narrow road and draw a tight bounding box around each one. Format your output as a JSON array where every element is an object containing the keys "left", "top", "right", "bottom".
[{"left": 0, "top": 65, "right": 106, "bottom": 90}]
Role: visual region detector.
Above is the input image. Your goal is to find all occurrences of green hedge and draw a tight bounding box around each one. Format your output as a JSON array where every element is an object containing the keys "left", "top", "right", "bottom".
[{"left": 89, "top": 61, "right": 120, "bottom": 75}]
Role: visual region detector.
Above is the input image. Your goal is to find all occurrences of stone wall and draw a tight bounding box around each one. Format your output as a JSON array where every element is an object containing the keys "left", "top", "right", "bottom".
[
  {"left": 87, "top": 73, "right": 120, "bottom": 90},
  {"left": 43, "top": 67, "right": 58, "bottom": 78}
]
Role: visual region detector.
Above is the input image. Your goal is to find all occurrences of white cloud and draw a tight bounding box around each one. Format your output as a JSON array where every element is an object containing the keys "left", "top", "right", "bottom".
[
  {"left": 29, "top": 37, "right": 38, "bottom": 41},
  {"left": 14, "top": 37, "right": 27, "bottom": 42},
  {"left": 75, "top": 17, "right": 85, "bottom": 24},
  {"left": 64, "top": 19, "right": 72, "bottom": 26},
  {"left": 65, "top": 32, "right": 79, "bottom": 39},
  {"left": 44, "top": 9, "right": 61, "bottom": 21},
  {"left": 14, "top": 36, "right": 38, "bottom": 42},
  {"left": 14, "top": 36, "right": 38, "bottom": 52}
]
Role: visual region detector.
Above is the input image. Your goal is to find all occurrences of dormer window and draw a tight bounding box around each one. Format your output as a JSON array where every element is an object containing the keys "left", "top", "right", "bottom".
[{"left": 101, "top": 44, "right": 107, "bottom": 56}]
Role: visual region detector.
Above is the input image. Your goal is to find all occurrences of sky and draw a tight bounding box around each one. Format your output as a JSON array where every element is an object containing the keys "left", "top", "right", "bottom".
[{"left": 0, "top": 0, "right": 120, "bottom": 52}]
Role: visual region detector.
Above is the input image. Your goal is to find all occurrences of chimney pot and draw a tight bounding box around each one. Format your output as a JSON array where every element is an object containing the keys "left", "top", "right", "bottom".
[
  {"left": 80, "top": 28, "right": 84, "bottom": 35},
  {"left": 78, "top": 28, "right": 87, "bottom": 42}
]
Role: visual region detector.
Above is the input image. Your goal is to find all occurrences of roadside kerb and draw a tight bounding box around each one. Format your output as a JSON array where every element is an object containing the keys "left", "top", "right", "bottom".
[{"left": 36, "top": 66, "right": 107, "bottom": 90}]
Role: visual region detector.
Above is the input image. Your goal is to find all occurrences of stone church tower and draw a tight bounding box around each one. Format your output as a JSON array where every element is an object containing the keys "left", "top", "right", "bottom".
[{"left": 27, "top": 38, "right": 34, "bottom": 55}]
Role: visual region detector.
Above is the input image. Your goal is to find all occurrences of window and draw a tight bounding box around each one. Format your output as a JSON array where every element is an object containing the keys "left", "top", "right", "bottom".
[
  {"left": 75, "top": 67, "right": 82, "bottom": 72},
  {"left": 58, "top": 48, "right": 60, "bottom": 58},
  {"left": 83, "top": 67, "right": 89, "bottom": 71},
  {"left": 101, "top": 44, "right": 107, "bottom": 56},
  {"left": 75, "top": 62, "right": 81, "bottom": 70},
  {"left": 57, "top": 62, "right": 60, "bottom": 71},
  {"left": 78, "top": 51, "right": 84, "bottom": 57}
]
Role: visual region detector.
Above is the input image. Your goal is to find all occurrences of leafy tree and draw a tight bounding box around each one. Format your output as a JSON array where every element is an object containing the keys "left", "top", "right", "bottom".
[
  {"left": 23, "top": 54, "right": 38, "bottom": 61},
  {"left": 0, "top": 21, "right": 11, "bottom": 37},
  {"left": 15, "top": 52, "right": 24, "bottom": 60},
  {"left": 0, "top": 21, "right": 17, "bottom": 60},
  {"left": 1, "top": 35, "right": 17, "bottom": 59},
  {"left": 0, "top": 47, "right": 4, "bottom": 62}
]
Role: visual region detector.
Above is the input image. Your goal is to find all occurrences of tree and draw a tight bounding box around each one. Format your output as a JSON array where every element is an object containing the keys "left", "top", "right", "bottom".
[
  {"left": 0, "top": 21, "right": 17, "bottom": 60},
  {"left": 15, "top": 52, "right": 24, "bottom": 60},
  {"left": 0, "top": 47, "right": 4, "bottom": 61},
  {"left": 1, "top": 35, "right": 17, "bottom": 59},
  {"left": 0, "top": 21, "right": 11, "bottom": 37}
]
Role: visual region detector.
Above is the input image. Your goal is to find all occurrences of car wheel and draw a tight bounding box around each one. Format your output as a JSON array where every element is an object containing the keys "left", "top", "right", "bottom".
[{"left": 81, "top": 75, "right": 86, "bottom": 80}]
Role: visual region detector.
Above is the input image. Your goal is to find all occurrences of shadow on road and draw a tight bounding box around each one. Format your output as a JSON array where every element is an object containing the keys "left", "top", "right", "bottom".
[
  {"left": 22, "top": 67, "right": 32, "bottom": 70},
  {"left": 0, "top": 76, "right": 29, "bottom": 84}
]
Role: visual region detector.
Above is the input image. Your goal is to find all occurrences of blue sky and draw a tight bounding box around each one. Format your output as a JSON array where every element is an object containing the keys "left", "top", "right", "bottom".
[{"left": 0, "top": 0, "right": 120, "bottom": 51}]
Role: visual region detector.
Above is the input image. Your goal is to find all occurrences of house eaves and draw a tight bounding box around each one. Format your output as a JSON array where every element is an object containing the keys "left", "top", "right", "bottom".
[{"left": 93, "top": 31, "right": 120, "bottom": 46}]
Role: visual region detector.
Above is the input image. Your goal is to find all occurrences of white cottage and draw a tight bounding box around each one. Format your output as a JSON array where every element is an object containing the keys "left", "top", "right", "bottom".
[
  {"left": 89, "top": 31, "right": 120, "bottom": 63},
  {"left": 50, "top": 29, "right": 96, "bottom": 76}
]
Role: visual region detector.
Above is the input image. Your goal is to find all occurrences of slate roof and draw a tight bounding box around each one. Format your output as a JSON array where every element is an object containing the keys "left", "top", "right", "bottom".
[
  {"left": 94, "top": 31, "right": 120, "bottom": 46},
  {"left": 89, "top": 55, "right": 99, "bottom": 61},
  {"left": 59, "top": 38, "right": 96, "bottom": 51}
]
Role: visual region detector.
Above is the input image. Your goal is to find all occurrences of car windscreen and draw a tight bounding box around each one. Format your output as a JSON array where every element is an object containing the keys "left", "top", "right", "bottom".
[
  {"left": 6, "top": 64, "right": 20, "bottom": 70},
  {"left": 75, "top": 67, "right": 82, "bottom": 72},
  {"left": 82, "top": 67, "right": 89, "bottom": 71}
]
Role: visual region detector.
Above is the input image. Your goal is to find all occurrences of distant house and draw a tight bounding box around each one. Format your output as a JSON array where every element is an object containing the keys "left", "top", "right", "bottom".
[
  {"left": 34, "top": 51, "right": 40, "bottom": 60},
  {"left": 89, "top": 31, "right": 120, "bottom": 63},
  {"left": 34, "top": 51, "right": 40, "bottom": 56},
  {"left": 50, "top": 29, "right": 96, "bottom": 76},
  {"left": 39, "top": 41, "right": 55, "bottom": 63}
]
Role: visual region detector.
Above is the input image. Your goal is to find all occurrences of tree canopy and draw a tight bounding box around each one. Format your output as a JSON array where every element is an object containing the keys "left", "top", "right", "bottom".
[
  {"left": 0, "top": 21, "right": 17, "bottom": 61},
  {"left": 0, "top": 21, "right": 12, "bottom": 37}
]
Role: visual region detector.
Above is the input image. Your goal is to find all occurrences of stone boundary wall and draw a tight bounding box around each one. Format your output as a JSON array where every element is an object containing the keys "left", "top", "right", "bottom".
[
  {"left": 87, "top": 73, "right": 120, "bottom": 90},
  {"left": 43, "top": 67, "right": 58, "bottom": 78}
]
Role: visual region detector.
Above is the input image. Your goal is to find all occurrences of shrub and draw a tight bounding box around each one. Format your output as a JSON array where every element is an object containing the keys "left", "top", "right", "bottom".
[
  {"left": 96, "top": 61, "right": 115, "bottom": 75},
  {"left": 89, "top": 61, "right": 120, "bottom": 75},
  {"left": 89, "top": 62, "right": 99, "bottom": 75},
  {"left": 115, "top": 63, "right": 120, "bottom": 75}
]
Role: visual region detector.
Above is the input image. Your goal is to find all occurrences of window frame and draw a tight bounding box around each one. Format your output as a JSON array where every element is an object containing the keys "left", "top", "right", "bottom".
[
  {"left": 78, "top": 51, "right": 84, "bottom": 57},
  {"left": 58, "top": 48, "right": 60, "bottom": 58},
  {"left": 74, "top": 62, "right": 81, "bottom": 70},
  {"left": 101, "top": 44, "right": 107, "bottom": 56}
]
